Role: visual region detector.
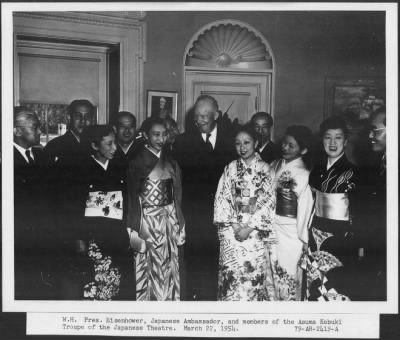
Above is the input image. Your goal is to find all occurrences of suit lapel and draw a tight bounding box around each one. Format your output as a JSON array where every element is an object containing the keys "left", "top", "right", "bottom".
[{"left": 14, "top": 147, "right": 29, "bottom": 167}]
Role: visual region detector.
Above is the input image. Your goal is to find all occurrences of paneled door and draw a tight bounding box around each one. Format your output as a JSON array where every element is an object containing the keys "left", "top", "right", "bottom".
[{"left": 184, "top": 69, "right": 273, "bottom": 128}]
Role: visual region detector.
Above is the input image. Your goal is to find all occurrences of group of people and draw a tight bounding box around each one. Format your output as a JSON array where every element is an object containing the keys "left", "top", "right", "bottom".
[{"left": 13, "top": 94, "right": 387, "bottom": 301}]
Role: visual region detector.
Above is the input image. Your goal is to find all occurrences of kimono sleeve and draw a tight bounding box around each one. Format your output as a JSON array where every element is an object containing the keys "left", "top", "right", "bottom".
[
  {"left": 213, "top": 163, "right": 237, "bottom": 227},
  {"left": 126, "top": 159, "right": 142, "bottom": 233},
  {"left": 293, "top": 169, "right": 314, "bottom": 243},
  {"left": 173, "top": 160, "right": 186, "bottom": 246},
  {"left": 247, "top": 163, "right": 276, "bottom": 231}
]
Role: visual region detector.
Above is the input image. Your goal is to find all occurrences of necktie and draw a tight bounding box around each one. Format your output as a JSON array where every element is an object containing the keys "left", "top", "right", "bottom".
[
  {"left": 205, "top": 133, "right": 213, "bottom": 152},
  {"left": 25, "top": 149, "right": 35, "bottom": 165}
]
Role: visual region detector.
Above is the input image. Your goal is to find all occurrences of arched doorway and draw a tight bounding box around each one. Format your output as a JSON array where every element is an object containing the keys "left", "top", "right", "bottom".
[{"left": 183, "top": 20, "right": 275, "bottom": 131}]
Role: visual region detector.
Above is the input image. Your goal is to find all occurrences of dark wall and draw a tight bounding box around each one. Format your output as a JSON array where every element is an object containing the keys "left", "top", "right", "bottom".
[{"left": 143, "top": 11, "right": 385, "bottom": 138}]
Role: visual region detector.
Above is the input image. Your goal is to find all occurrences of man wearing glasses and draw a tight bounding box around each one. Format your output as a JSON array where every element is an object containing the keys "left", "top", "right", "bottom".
[{"left": 358, "top": 107, "right": 386, "bottom": 300}]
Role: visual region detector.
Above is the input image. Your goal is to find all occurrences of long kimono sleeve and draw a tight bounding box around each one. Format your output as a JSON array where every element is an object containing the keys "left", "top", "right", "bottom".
[
  {"left": 294, "top": 170, "right": 314, "bottom": 244},
  {"left": 126, "top": 159, "right": 142, "bottom": 233},
  {"left": 213, "top": 163, "right": 237, "bottom": 227},
  {"left": 173, "top": 160, "right": 186, "bottom": 245},
  {"left": 247, "top": 163, "right": 276, "bottom": 231}
]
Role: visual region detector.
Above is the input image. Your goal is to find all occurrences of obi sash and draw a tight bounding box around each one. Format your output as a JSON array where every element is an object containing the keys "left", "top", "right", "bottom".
[
  {"left": 315, "top": 191, "right": 349, "bottom": 221},
  {"left": 140, "top": 178, "right": 173, "bottom": 208},
  {"left": 276, "top": 188, "right": 297, "bottom": 218},
  {"left": 85, "top": 190, "right": 123, "bottom": 220}
]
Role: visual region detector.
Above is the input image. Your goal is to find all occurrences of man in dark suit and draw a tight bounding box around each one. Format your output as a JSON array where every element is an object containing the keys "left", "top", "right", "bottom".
[
  {"left": 13, "top": 107, "right": 55, "bottom": 299},
  {"left": 43, "top": 99, "right": 94, "bottom": 299},
  {"left": 44, "top": 99, "right": 94, "bottom": 165},
  {"left": 357, "top": 108, "right": 387, "bottom": 300},
  {"left": 173, "top": 95, "right": 236, "bottom": 300},
  {"left": 112, "top": 111, "right": 140, "bottom": 169},
  {"left": 250, "top": 111, "right": 280, "bottom": 164}
]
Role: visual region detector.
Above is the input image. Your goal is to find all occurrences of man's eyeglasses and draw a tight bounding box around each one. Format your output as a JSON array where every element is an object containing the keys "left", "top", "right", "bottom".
[{"left": 369, "top": 127, "right": 386, "bottom": 136}]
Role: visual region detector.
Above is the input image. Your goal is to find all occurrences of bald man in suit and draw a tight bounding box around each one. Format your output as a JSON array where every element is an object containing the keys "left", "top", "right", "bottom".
[{"left": 173, "top": 95, "right": 236, "bottom": 300}]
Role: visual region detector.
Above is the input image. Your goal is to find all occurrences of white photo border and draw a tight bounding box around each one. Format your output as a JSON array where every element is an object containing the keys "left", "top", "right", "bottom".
[{"left": 1, "top": 2, "right": 398, "bottom": 316}]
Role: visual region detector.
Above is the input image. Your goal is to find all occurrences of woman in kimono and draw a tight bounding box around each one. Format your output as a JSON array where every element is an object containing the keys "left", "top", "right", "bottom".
[
  {"left": 78, "top": 125, "right": 135, "bottom": 300},
  {"left": 214, "top": 125, "right": 276, "bottom": 301},
  {"left": 270, "top": 125, "right": 314, "bottom": 301},
  {"left": 127, "top": 117, "right": 185, "bottom": 301},
  {"left": 304, "top": 116, "right": 360, "bottom": 301}
]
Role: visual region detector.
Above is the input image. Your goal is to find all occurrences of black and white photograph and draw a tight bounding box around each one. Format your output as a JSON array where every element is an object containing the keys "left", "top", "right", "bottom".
[{"left": 1, "top": 2, "right": 398, "bottom": 339}]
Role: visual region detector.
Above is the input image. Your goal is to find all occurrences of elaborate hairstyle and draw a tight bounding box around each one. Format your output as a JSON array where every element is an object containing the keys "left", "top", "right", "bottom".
[
  {"left": 82, "top": 125, "right": 115, "bottom": 154},
  {"left": 285, "top": 125, "right": 313, "bottom": 152},
  {"left": 140, "top": 117, "right": 167, "bottom": 135},
  {"left": 320, "top": 116, "right": 348, "bottom": 138},
  {"left": 194, "top": 94, "right": 218, "bottom": 110},
  {"left": 164, "top": 116, "right": 178, "bottom": 129},
  {"left": 235, "top": 123, "right": 259, "bottom": 142},
  {"left": 68, "top": 99, "right": 94, "bottom": 118},
  {"left": 114, "top": 111, "right": 137, "bottom": 128},
  {"left": 250, "top": 111, "right": 274, "bottom": 127},
  {"left": 286, "top": 125, "right": 314, "bottom": 169}
]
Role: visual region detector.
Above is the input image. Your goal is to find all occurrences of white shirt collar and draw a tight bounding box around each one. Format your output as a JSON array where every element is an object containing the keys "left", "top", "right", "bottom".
[
  {"left": 258, "top": 140, "right": 270, "bottom": 153},
  {"left": 119, "top": 141, "right": 134, "bottom": 155},
  {"left": 201, "top": 125, "right": 217, "bottom": 148},
  {"left": 91, "top": 155, "right": 109, "bottom": 170},
  {"left": 145, "top": 145, "right": 161, "bottom": 158},
  {"left": 14, "top": 142, "right": 34, "bottom": 163}
]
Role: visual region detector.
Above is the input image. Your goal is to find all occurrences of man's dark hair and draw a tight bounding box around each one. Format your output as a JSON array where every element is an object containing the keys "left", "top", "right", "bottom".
[
  {"left": 14, "top": 106, "right": 35, "bottom": 127},
  {"left": 370, "top": 106, "right": 386, "bottom": 126},
  {"left": 68, "top": 99, "right": 94, "bottom": 118},
  {"left": 250, "top": 112, "right": 274, "bottom": 128},
  {"left": 114, "top": 111, "right": 137, "bottom": 128}
]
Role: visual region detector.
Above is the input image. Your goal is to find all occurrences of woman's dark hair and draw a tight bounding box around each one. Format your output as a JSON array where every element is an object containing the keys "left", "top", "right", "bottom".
[
  {"left": 81, "top": 125, "right": 115, "bottom": 154},
  {"left": 140, "top": 117, "right": 167, "bottom": 135},
  {"left": 286, "top": 125, "right": 313, "bottom": 152},
  {"left": 285, "top": 125, "right": 314, "bottom": 169},
  {"left": 235, "top": 124, "right": 259, "bottom": 142},
  {"left": 320, "top": 116, "right": 348, "bottom": 137}
]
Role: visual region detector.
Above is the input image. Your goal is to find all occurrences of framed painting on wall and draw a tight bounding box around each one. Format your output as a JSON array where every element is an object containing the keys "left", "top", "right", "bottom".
[
  {"left": 147, "top": 90, "right": 178, "bottom": 121},
  {"left": 324, "top": 77, "right": 385, "bottom": 121},
  {"left": 324, "top": 77, "right": 385, "bottom": 166}
]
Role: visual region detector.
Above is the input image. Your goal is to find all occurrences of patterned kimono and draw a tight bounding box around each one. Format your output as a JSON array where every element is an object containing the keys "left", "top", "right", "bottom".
[
  {"left": 214, "top": 153, "right": 277, "bottom": 301},
  {"left": 270, "top": 158, "right": 313, "bottom": 300},
  {"left": 81, "top": 157, "right": 135, "bottom": 301},
  {"left": 303, "top": 154, "right": 359, "bottom": 301},
  {"left": 127, "top": 146, "right": 185, "bottom": 301}
]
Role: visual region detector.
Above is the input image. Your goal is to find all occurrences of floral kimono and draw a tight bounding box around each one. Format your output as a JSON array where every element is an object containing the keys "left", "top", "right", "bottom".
[
  {"left": 214, "top": 153, "right": 276, "bottom": 301},
  {"left": 127, "top": 146, "right": 185, "bottom": 301},
  {"left": 81, "top": 156, "right": 135, "bottom": 301},
  {"left": 270, "top": 157, "right": 313, "bottom": 300},
  {"left": 303, "top": 154, "right": 359, "bottom": 301}
]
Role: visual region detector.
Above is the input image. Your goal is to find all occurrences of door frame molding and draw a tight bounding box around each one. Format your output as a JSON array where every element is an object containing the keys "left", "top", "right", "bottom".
[
  {"left": 182, "top": 19, "right": 275, "bottom": 132},
  {"left": 13, "top": 11, "right": 146, "bottom": 123}
]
